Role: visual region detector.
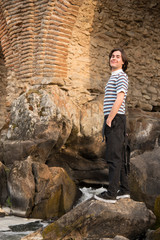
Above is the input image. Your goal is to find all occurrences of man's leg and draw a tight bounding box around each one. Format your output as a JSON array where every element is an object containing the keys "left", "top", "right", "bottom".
[
  {"left": 116, "top": 148, "right": 130, "bottom": 199},
  {"left": 105, "top": 118, "right": 124, "bottom": 197},
  {"left": 119, "top": 157, "right": 130, "bottom": 194}
]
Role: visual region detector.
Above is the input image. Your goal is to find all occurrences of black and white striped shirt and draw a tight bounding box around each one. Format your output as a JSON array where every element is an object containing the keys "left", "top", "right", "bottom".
[{"left": 103, "top": 69, "right": 128, "bottom": 116}]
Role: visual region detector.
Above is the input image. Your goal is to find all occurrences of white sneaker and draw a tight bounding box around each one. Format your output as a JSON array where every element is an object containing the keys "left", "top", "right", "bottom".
[{"left": 116, "top": 191, "right": 130, "bottom": 200}]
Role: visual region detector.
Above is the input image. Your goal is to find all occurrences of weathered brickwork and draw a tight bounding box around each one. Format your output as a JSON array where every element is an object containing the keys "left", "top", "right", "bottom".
[
  {"left": 0, "top": 0, "right": 83, "bottom": 86},
  {"left": 0, "top": 46, "right": 7, "bottom": 129},
  {"left": 0, "top": 0, "right": 160, "bottom": 128}
]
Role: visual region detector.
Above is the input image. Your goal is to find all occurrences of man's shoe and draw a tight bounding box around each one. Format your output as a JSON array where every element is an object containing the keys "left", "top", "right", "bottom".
[
  {"left": 94, "top": 191, "right": 116, "bottom": 203},
  {"left": 116, "top": 191, "right": 130, "bottom": 200}
]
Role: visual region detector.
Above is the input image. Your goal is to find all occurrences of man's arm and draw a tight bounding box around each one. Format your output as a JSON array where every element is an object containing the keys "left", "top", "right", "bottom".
[{"left": 106, "top": 92, "right": 125, "bottom": 127}]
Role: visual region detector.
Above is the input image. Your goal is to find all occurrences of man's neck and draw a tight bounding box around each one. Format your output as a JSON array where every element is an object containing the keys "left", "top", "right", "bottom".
[
  {"left": 111, "top": 69, "right": 123, "bottom": 75},
  {"left": 111, "top": 67, "right": 122, "bottom": 72}
]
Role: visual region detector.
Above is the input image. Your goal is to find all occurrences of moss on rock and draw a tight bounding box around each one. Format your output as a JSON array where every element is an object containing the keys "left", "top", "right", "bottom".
[
  {"left": 42, "top": 215, "right": 86, "bottom": 239},
  {"left": 153, "top": 195, "right": 160, "bottom": 229}
]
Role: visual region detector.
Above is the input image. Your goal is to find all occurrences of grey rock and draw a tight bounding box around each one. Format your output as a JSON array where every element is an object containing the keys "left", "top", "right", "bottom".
[
  {"left": 1, "top": 87, "right": 75, "bottom": 165},
  {"left": 129, "top": 147, "right": 160, "bottom": 210},
  {"left": 7, "top": 157, "right": 35, "bottom": 217},
  {"left": 128, "top": 109, "right": 160, "bottom": 152}
]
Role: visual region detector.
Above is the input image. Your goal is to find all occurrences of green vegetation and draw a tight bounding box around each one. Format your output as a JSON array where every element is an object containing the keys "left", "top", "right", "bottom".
[
  {"left": 6, "top": 196, "right": 12, "bottom": 208},
  {"left": 153, "top": 195, "right": 160, "bottom": 229},
  {"left": 4, "top": 165, "right": 10, "bottom": 175}
]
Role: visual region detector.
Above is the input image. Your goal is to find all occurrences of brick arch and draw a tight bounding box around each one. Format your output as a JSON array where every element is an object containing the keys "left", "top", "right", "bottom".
[{"left": 0, "top": 0, "right": 84, "bottom": 87}]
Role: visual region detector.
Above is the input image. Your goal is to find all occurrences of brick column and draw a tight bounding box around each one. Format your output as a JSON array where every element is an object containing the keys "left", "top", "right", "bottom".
[{"left": 0, "top": 0, "right": 84, "bottom": 87}]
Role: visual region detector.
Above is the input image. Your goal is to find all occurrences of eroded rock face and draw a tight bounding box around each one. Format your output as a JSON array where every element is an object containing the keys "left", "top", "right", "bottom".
[
  {"left": 7, "top": 157, "right": 77, "bottom": 219},
  {"left": 7, "top": 87, "right": 73, "bottom": 140},
  {"left": 31, "top": 163, "right": 77, "bottom": 219},
  {"left": 128, "top": 109, "right": 160, "bottom": 153},
  {"left": 0, "top": 140, "right": 34, "bottom": 166},
  {"left": 1, "top": 87, "right": 79, "bottom": 165},
  {"left": 22, "top": 198, "right": 156, "bottom": 240},
  {"left": 129, "top": 147, "right": 160, "bottom": 210},
  {"left": 7, "top": 157, "right": 35, "bottom": 217},
  {"left": 47, "top": 149, "right": 108, "bottom": 186},
  {"left": 2, "top": 96, "right": 160, "bottom": 189},
  {"left": 0, "top": 86, "right": 107, "bottom": 186}
]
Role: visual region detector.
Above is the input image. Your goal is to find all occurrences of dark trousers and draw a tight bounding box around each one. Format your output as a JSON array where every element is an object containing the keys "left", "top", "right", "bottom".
[{"left": 104, "top": 114, "right": 129, "bottom": 197}]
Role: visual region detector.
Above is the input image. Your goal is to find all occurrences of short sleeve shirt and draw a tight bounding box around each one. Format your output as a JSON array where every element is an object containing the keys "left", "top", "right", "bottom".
[{"left": 103, "top": 69, "right": 128, "bottom": 116}]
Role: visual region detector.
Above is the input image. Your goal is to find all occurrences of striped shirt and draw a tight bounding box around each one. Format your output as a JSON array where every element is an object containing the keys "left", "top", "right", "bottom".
[{"left": 103, "top": 69, "right": 128, "bottom": 116}]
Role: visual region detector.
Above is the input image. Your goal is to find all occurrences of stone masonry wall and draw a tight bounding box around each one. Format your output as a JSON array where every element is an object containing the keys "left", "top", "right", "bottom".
[
  {"left": 0, "top": 0, "right": 160, "bottom": 129},
  {"left": 67, "top": 0, "right": 160, "bottom": 110}
]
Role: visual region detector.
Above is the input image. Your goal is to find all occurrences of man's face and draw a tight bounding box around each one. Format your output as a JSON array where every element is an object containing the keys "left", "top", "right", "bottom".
[{"left": 110, "top": 50, "right": 124, "bottom": 71}]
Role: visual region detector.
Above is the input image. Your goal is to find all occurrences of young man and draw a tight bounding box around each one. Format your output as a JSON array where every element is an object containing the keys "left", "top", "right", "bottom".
[{"left": 95, "top": 48, "right": 130, "bottom": 203}]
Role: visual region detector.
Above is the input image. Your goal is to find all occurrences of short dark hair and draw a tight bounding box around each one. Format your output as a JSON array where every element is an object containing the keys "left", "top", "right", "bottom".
[{"left": 109, "top": 47, "right": 128, "bottom": 72}]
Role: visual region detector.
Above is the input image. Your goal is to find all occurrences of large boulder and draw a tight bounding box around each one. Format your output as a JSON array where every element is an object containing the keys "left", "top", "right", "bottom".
[
  {"left": 21, "top": 232, "right": 130, "bottom": 240},
  {"left": 7, "top": 157, "right": 77, "bottom": 219},
  {"left": 79, "top": 96, "right": 105, "bottom": 159},
  {"left": 0, "top": 86, "right": 105, "bottom": 170},
  {"left": 127, "top": 109, "right": 160, "bottom": 153},
  {"left": 129, "top": 147, "right": 160, "bottom": 210},
  {"left": 7, "top": 157, "right": 35, "bottom": 217},
  {"left": 22, "top": 198, "right": 155, "bottom": 240},
  {"left": 1, "top": 86, "right": 79, "bottom": 165},
  {"left": 30, "top": 163, "right": 77, "bottom": 219}
]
